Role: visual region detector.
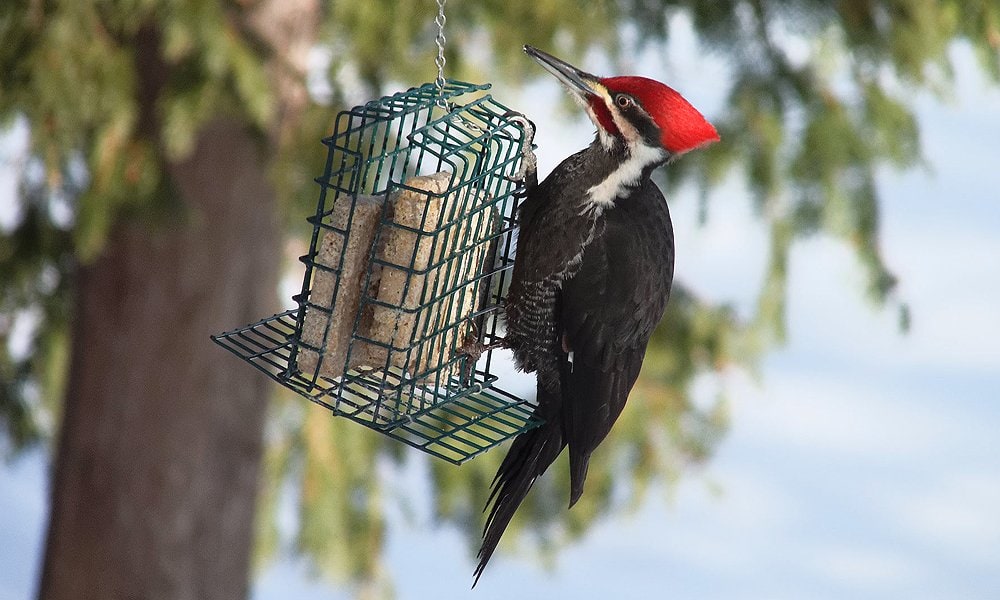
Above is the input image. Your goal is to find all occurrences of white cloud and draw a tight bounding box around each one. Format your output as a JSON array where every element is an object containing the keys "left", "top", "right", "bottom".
[
  {"left": 689, "top": 467, "right": 805, "bottom": 533},
  {"left": 773, "top": 226, "right": 1000, "bottom": 376},
  {"left": 672, "top": 177, "right": 771, "bottom": 318},
  {"left": 890, "top": 472, "right": 1000, "bottom": 565},
  {"left": 726, "top": 369, "right": 959, "bottom": 461},
  {"left": 804, "top": 544, "right": 923, "bottom": 591}
]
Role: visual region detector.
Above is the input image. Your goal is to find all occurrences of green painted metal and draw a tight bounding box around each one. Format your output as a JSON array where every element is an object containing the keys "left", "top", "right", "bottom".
[{"left": 213, "top": 80, "right": 538, "bottom": 464}]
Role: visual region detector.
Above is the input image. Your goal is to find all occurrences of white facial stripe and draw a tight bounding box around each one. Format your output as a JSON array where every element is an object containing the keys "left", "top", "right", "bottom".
[
  {"left": 585, "top": 143, "right": 667, "bottom": 211},
  {"left": 579, "top": 86, "right": 666, "bottom": 213},
  {"left": 608, "top": 99, "right": 642, "bottom": 143}
]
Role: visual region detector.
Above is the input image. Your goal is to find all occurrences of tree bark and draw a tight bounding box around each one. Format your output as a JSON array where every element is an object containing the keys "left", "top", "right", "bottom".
[
  {"left": 36, "top": 3, "right": 318, "bottom": 597},
  {"left": 38, "top": 118, "right": 280, "bottom": 600}
]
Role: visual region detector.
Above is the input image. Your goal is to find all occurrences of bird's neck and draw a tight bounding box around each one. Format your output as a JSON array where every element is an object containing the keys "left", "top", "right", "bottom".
[{"left": 583, "top": 139, "right": 667, "bottom": 213}]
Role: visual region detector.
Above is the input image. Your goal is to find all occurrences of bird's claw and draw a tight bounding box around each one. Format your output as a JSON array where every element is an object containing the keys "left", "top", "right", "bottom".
[
  {"left": 455, "top": 319, "right": 506, "bottom": 386},
  {"left": 503, "top": 111, "right": 538, "bottom": 191}
]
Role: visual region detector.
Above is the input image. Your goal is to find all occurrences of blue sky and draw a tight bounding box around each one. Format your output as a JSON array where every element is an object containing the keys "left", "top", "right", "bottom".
[
  {"left": 263, "top": 34, "right": 1000, "bottom": 600},
  {"left": 3, "top": 18, "right": 999, "bottom": 600},
  {"left": 258, "top": 36, "right": 999, "bottom": 600}
]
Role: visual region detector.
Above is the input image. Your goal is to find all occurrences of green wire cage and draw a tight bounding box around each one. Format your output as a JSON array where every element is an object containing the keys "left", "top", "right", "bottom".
[{"left": 213, "top": 80, "right": 539, "bottom": 464}]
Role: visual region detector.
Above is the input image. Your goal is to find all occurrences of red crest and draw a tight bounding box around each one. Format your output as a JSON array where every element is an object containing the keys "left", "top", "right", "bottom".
[{"left": 601, "top": 76, "right": 720, "bottom": 154}]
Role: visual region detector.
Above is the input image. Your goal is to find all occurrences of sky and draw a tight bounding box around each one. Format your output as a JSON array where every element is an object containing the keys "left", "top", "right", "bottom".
[
  {"left": 255, "top": 33, "right": 1000, "bottom": 600},
  {"left": 3, "top": 17, "right": 999, "bottom": 600}
]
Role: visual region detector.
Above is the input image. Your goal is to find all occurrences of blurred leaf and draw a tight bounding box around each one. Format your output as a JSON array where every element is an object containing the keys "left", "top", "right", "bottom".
[{"left": 3, "top": 0, "right": 999, "bottom": 596}]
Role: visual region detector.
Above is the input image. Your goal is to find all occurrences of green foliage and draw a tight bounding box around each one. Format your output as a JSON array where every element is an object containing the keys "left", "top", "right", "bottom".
[
  {"left": 0, "top": 0, "right": 278, "bottom": 451},
  {"left": 321, "top": 0, "right": 616, "bottom": 97},
  {"left": 629, "top": 0, "right": 982, "bottom": 334},
  {"left": 250, "top": 283, "right": 739, "bottom": 594},
  {"left": 0, "top": 0, "right": 276, "bottom": 261},
  {"left": 251, "top": 1, "right": 996, "bottom": 588},
  {"left": 0, "top": 162, "right": 74, "bottom": 454},
  {"left": 2, "top": 0, "right": 998, "bottom": 594}
]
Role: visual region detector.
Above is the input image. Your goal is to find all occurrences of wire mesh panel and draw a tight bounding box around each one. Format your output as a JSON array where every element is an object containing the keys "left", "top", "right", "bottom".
[{"left": 213, "top": 81, "right": 538, "bottom": 464}]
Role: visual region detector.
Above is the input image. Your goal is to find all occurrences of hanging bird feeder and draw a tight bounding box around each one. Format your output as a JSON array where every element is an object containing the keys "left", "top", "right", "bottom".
[{"left": 212, "top": 78, "right": 538, "bottom": 464}]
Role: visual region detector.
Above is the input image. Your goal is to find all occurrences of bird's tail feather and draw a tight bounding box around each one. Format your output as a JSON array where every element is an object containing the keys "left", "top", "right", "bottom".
[
  {"left": 565, "top": 351, "right": 646, "bottom": 508},
  {"left": 473, "top": 385, "right": 563, "bottom": 586}
]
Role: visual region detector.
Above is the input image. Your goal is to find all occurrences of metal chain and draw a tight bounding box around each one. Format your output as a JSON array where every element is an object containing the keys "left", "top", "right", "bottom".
[
  {"left": 434, "top": 0, "right": 448, "bottom": 108},
  {"left": 432, "top": 0, "right": 485, "bottom": 138}
]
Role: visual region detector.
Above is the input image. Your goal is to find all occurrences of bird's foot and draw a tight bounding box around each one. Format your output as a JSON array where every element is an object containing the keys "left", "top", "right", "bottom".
[
  {"left": 456, "top": 337, "right": 506, "bottom": 363},
  {"left": 503, "top": 111, "right": 538, "bottom": 192},
  {"left": 455, "top": 320, "right": 507, "bottom": 386}
]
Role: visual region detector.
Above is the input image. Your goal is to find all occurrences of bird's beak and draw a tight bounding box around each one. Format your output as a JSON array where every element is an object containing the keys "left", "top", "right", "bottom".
[{"left": 524, "top": 45, "right": 601, "bottom": 101}]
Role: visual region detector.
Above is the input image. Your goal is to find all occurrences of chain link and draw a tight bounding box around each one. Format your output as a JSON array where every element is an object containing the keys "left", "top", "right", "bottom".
[{"left": 434, "top": 0, "right": 448, "bottom": 109}]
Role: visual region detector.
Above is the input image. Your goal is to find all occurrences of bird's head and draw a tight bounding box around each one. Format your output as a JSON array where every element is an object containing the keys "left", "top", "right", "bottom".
[{"left": 525, "top": 45, "right": 719, "bottom": 159}]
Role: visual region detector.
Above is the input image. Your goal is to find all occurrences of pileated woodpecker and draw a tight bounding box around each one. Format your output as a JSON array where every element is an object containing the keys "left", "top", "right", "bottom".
[{"left": 474, "top": 46, "right": 719, "bottom": 583}]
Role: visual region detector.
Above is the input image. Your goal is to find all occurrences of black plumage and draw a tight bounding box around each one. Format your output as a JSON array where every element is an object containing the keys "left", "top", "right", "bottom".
[
  {"left": 475, "top": 142, "right": 674, "bottom": 584},
  {"left": 473, "top": 45, "right": 718, "bottom": 585}
]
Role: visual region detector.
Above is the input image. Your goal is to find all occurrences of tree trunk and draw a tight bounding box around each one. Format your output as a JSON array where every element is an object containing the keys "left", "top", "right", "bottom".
[
  {"left": 38, "top": 118, "right": 280, "bottom": 600},
  {"left": 36, "top": 3, "right": 317, "bottom": 597}
]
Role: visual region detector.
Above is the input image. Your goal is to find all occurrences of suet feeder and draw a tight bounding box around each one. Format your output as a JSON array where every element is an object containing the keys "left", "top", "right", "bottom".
[{"left": 213, "top": 81, "right": 538, "bottom": 464}]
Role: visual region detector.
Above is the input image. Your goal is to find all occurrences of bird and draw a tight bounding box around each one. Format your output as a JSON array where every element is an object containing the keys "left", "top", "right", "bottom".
[{"left": 474, "top": 45, "right": 720, "bottom": 584}]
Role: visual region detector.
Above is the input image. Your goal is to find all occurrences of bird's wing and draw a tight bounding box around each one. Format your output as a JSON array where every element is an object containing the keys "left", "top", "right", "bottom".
[
  {"left": 505, "top": 155, "right": 600, "bottom": 375},
  {"left": 558, "top": 184, "right": 674, "bottom": 505}
]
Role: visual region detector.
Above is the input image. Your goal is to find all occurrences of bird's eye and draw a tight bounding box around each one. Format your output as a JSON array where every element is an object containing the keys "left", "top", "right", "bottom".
[{"left": 615, "top": 94, "right": 632, "bottom": 108}]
